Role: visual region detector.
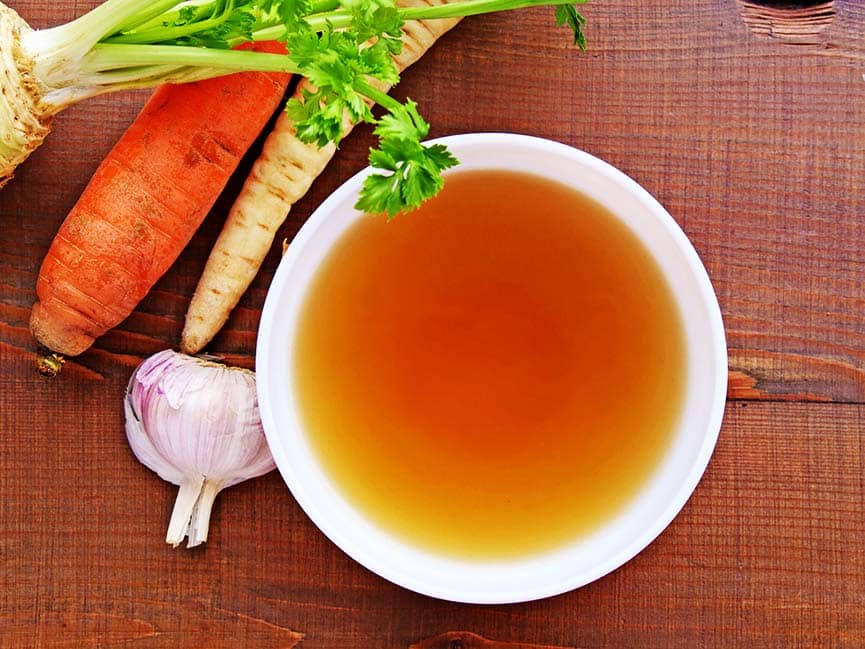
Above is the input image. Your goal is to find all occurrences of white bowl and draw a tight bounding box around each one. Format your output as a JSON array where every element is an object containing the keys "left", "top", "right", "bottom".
[{"left": 256, "top": 133, "right": 727, "bottom": 604}]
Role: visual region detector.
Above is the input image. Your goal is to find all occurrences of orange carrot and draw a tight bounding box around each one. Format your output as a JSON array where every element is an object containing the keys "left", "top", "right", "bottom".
[{"left": 29, "top": 41, "right": 291, "bottom": 358}]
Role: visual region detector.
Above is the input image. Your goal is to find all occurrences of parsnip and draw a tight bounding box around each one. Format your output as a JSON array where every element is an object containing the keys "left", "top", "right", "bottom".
[{"left": 180, "top": 1, "right": 462, "bottom": 354}]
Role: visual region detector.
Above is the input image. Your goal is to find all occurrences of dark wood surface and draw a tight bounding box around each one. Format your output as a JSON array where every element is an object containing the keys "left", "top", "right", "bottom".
[{"left": 2, "top": 0, "right": 864, "bottom": 646}]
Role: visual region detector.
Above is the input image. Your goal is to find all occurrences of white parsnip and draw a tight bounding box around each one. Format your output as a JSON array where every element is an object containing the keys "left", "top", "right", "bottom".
[{"left": 180, "top": 0, "right": 463, "bottom": 354}]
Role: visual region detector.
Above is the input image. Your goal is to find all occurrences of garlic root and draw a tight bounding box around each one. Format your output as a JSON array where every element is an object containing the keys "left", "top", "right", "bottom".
[
  {"left": 166, "top": 476, "right": 204, "bottom": 547},
  {"left": 166, "top": 478, "right": 224, "bottom": 548}
]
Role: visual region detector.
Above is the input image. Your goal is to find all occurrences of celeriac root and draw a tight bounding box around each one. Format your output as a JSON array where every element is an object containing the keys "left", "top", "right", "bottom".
[
  {"left": 180, "top": 0, "right": 462, "bottom": 354},
  {"left": 0, "top": 3, "right": 51, "bottom": 187}
]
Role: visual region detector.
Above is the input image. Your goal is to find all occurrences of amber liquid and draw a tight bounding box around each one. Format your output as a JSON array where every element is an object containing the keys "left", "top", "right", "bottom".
[{"left": 293, "top": 170, "right": 687, "bottom": 560}]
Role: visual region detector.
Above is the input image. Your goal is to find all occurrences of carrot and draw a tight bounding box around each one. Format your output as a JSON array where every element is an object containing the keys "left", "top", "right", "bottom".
[
  {"left": 180, "top": 0, "right": 461, "bottom": 355},
  {"left": 29, "top": 41, "right": 291, "bottom": 358}
]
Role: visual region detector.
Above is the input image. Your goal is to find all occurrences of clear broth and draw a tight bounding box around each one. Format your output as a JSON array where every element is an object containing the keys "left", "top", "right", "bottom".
[{"left": 293, "top": 169, "right": 687, "bottom": 559}]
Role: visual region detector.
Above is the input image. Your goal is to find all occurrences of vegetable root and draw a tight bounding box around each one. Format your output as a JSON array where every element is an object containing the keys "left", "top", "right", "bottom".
[
  {"left": 180, "top": 0, "right": 462, "bottom": 354},
  {"left": 0, "top": 4, "right": 51, "bottom": 187},
  {"left": 30, "top": 42, "right": 291, "bottom": 357}
]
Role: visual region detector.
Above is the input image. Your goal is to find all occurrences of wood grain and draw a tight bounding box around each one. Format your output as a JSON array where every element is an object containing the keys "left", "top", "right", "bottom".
[
  {"left": 1, "top": 0, "right": 864, "bottom": 647},
  {"left": 1, "top": 401, "right": 862, "bottom": 647},
  {"left": 410, "top": 631, "right": 575, "bottom": 649},
  {"left": 739, "top": 1, "right": 836, "bottom": 44}
]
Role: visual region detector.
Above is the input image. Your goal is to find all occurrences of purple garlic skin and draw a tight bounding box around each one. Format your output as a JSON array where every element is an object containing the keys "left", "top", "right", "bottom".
[{"left": 125, "top": 349, "right": 275, "bottom": 547}]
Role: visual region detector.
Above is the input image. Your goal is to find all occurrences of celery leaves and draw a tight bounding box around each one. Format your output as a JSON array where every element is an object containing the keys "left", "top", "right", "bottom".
[
  {"left": 97, "top": 0, "right": 591, "bottom": 215},
  {"left": 356, "top": 101, "right": 458, "bottom": 217},
  {"left": 555, "top": 2, "right": 588, "bottom": 50}
]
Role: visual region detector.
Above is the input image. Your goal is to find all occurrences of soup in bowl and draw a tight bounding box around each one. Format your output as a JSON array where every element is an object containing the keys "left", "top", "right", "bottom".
[{"left": 256, "top": 133, "right": 727, "bottom": 603}]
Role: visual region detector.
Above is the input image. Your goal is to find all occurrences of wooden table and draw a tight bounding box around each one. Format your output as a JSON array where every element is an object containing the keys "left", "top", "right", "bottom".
[{"left": 2, "top": 0, "right": 863, "bottom": 646}]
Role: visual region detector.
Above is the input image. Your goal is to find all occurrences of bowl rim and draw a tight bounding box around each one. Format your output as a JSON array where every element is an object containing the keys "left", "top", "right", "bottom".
[{"left": 256, "top": 132, "right": 728, "bottom": 604}]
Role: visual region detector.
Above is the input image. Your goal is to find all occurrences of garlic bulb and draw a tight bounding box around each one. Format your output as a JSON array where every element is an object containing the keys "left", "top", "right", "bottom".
[{"left": 124, "top": 349, "right": 275, "bottom": 548}]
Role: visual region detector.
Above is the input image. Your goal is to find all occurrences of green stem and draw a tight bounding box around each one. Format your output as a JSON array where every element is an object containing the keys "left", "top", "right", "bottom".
[
  {"left": 104, "top": 0, "right": 281, "bottom": 45},
  {"left": 86, "top": 63, "right": 191, "bottom": 84},
  {"left": 35, "top": 0, "right": 151, "bottom": 53},
  {"left": 103, "top": 1, "right": 290, "bottom": 46},
  {"left": 246, "top": 24, "right": 286, "bottom": 42},
  {"left": 112, "top": 0, "right": 187, "bottom": 35},
  {"left": 354, "top": 78, "right": 403, "bottom": 114},
  {"left": 309, "top": 0, "right": 342, "bottom": 13},
  {"left": 104, "top": 12, "right": 238, "bottom": 45},
  {"left": 30, "top": 0, "right": 579, "bottom": 108},
  {"left": 98, "top": 0, "right": 574, "bottom": 47},
  {"left": 303, "top": 0, "right": 572, "bottom": 32},
  {"left": 122, "top": 6, "right": 196, "bottom": 34},
  {"left": 398, "top": 0, "right": 573, "bottom": 21},
  {"left": 83, "top": 43, "right": 300, "bottom": 75}
]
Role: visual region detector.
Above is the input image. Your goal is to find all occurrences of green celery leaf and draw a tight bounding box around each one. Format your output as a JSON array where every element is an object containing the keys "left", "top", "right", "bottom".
[
  {"left": 555, "top": 3, "right": 588, "bottom": 50},
  {"left": 373, "top": 99, "right": 429, "bottom": 142}
]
